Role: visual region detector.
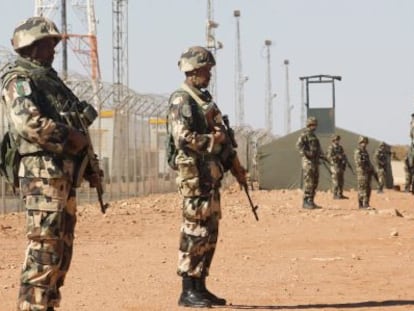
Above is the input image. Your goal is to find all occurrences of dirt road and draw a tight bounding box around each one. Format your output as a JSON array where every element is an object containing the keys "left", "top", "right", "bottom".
[{"left": 1, "top": 185, "right": 414, "bottom": 311}]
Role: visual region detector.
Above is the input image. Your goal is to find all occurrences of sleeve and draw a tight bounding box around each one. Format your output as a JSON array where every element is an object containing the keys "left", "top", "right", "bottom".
[
  {"left": 168, "top": 91, "right": 214, "bottom": 154},
  {"left": 2, "top": 77, "right": 70, "bottom": 154},
  {"left": 296, "top": 133, "right": 306, "bottom": 157}
]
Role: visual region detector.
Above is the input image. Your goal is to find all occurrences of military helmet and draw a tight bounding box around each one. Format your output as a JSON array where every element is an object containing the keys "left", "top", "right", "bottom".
[
  {"left": 331, "top": 134, "right": 340, "bottom": 141},
  {"left": 178, "top": 46, "right": 216, "bottom": 72},
  {"left": 12, "top": 16, "right": 61, "bottom": 51},
  {"left": 306, "top": 116, "right": 318, "bottom": 127},
  {"left": 358, "top": 136, "right": 368, "bottom": 144}
]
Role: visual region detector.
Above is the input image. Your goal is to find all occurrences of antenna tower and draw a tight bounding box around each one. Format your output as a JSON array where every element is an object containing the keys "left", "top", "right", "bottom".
[
  {"left": 34, "top": 0, "right": 101, "bottom": 85},
  {"left": 233, "top": 10, "right": 247, "bottom": 126},
  {"left": 206, "top": 0, "right": 222, "bottom": 100},
  {"left": 112, "top": 0, "right": 129, "bottom": 105},
  {"left": 264, "top": 40, "right": 274, "bottom": 133},
  {"left": 284, "top": 59, "right": 293, "bottom": 134}
]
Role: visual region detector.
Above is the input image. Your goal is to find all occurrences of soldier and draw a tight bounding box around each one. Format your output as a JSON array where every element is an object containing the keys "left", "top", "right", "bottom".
[
  {"left": 167, "top": 46, "right": 247, "bottom": 307},
  {"left": 404, "top": 150, "right": 414, "bottom": 193},
  {"left": 373, "top": 142, "right": 388, "bottom": 193},
  {"left": 326, "top": 134, "right": 348, "bottom": 199},
  {"left": 1, "top": 17, "right": 100, "bottom": 310},
  {"left": 296, "top": 116, "right": 325, "bottom": 209},
  {"left": 354, "top": 136, "right": 375, "bottom": 208}
]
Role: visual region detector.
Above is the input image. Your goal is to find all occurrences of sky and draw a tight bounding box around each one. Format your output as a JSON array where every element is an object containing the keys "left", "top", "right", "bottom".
[{"left": 0, "top": 0, "right": 414, "bottom": 145}]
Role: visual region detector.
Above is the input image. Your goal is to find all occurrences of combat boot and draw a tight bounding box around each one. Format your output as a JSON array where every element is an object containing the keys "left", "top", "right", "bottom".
[
  {"left": 178, "top": 276, "right": 212, "bottom": 308},
  {"left": 339, "top": 194, "right": 348, "bottom": 199},
  {"left": 195, "top": 277, "right": 226, "bottom": 306},
  {"left": 333, "top": 193, "right": 340, "bottom": 200},
  {"left": 46, "top": 308, "right": 55, "bottom": 311},
  {"left": 377, "top": 186, "right": 384, "bottom": 194},
  {"left": 358, "top": 198, "right": 364, "bottom": 209},
  {"left": 302, "top": 198, "right": 315, "bottom": 209}
]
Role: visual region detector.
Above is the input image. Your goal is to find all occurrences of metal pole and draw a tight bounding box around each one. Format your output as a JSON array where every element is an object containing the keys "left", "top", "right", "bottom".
[{"left": 61, "top": 0, "right": 68, "bottom": 80}]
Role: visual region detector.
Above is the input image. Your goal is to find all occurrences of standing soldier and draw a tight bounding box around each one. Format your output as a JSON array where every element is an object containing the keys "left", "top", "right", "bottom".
[
  {"left": 354, "top": 136, "right": 374, "bottom": 208},
  {"left": 296, "top": 116, "right": 324, "bottom": 209},
  {"left": 167, "top": 46, "right": 247, "bottom": 307},
  {"left": 1, "top": 17, "right": 101, "bottom": 310},
  {"left": 404, "top": 150, "right": 414, "bottom": 193},
  {"left": 326, "top": 134, "right": 348, "bottom": 199},
  {"left": 373, "top": 142, "right": 388, "bottom": 193}
]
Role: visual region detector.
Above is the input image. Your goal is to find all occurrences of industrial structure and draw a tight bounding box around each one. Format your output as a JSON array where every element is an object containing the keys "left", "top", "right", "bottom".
[
  {"left": 264, "top": 39, "right": 276, "bottom": 133},
  {"left": 233, "top": 10, "right": 247, "bottom": 127}
]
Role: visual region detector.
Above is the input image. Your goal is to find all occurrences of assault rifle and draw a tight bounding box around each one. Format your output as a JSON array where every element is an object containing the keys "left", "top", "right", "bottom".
[
  {"left": 222, "top": 114, "right": 259, "bottom": 221},
  {"left": 61, "top": 101, "right": 109, "bottom": 214},
  {"left": 342, "top": 156, "right": 355, "bottom": 175}
]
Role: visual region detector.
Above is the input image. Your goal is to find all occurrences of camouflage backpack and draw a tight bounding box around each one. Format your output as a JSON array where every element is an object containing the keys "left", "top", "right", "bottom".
[{"left": 0, "top": 131, "right": 20, "bottom": 188}]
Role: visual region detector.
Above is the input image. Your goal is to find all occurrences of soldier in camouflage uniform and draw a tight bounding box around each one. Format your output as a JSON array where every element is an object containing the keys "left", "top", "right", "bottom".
[
  {"left": 404, "top": 150, "right": 414, "bottom": 193},
  {"left": 167, "top": 46, "right": 247, "bottom": 308},
  {"left": 296, "top": 116, "right": 325, "bottom": 209},
  {"left": 354, "top": 136, "right": 374, "bottom": 208},
  {"left": 326, "top": 134, "right": 348, "bottom": 199},
  {"left": 410, "top": 113, "right": 414, "bottom": 146},
  {"left": 373, "top": 142, "right": 388, "bottom": 193},
  {"left": 1, "top": 17, "right": 99, "bottom": 311}
]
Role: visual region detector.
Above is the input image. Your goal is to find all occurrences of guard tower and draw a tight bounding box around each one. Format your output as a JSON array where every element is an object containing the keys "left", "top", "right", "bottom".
[{"left": 299, "top": 74, "right": 342, "bottom": 134}]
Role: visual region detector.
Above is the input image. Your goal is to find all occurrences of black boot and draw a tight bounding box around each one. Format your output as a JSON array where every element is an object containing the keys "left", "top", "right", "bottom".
[
  {"left": 178, "top": 276, "right": 211, "bottom": 308},
  {"left": 195, "top": 277, "right": 226, "bottom": 306},
  {"left": 46, "top": 308, "right": 55, "bottom": 311},
  {"left": 302, "top": 198, "right": 315, "bottom": 209},
  {"left": 358, "top": 198, "right": 364, "bottom": 209}
]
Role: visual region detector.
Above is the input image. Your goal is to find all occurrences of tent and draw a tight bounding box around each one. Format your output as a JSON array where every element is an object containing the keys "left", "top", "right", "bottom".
[{"left": 257, "top": 127, "right": 393, "bottom": 191}]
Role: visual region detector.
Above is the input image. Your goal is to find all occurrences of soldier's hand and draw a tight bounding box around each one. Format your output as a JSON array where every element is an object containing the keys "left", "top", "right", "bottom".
[
  {"left": 213, "top": 126, "right": 226, "bottom": 144},
  {"left": 64, "top": 128, "right": 88, "bottom": 155}
]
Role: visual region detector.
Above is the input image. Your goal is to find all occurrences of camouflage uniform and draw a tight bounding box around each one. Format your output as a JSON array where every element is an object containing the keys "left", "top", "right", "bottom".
[
  {"left": 168, "top": 46, "right": 243, "bottom": 307},
  {"left": 354, "top": 136, "right": 373, "bottom": 208},
  {"left": 404, "top": 149, "right": 414, "bottom": 193},
  {"left": 373, "top": 142, "right": 388, "bottom": 193},
  {"left": 326, "top": 134, "right": 347, "bottom": 199},
  {"left": 296, "top": 116, "right": 323, "bottom": 208},
  {"left": 2, "top": 17, "right": 92, "bottom": 311}
]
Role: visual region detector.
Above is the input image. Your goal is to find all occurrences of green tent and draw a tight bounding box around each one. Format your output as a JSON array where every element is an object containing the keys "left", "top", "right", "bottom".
[{"left": 257, "top": 127, "right": 393, "bottom": 190}]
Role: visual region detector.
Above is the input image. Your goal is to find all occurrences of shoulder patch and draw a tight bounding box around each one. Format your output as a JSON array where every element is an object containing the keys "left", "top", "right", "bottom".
[{"left": 15, "top": 80, "right": 32, "bottom": 97}]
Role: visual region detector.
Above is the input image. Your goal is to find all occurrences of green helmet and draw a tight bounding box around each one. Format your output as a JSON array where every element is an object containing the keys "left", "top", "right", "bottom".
[
  {"left": 178, "top": 46, "right": 216, "bottom": 72},
  {"left": 12, "top": 16, "right": 61, "bottom": 51},
  {"left": 306, "top": 116, "right": 318, "bottom": 127},
  {"left": 358, "top": 136, "right": 368, "bottom": 144}
]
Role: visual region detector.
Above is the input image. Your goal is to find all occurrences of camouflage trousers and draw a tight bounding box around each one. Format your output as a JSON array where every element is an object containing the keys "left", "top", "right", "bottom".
[
  {"left": 356, "top": 170, "right": 372, "bottom": 205},
  {"left": 377, "top": 168, "right": 386, "bottom": 189},
  {"left": 330, "top": 166, "right": 344, "bottom": 196},
  {"left": 403, "top": 163, "right": 413, "bottom": 191},
  {"left": 17, "top": 177, "right": 76, "bottom": 311},
  {"left": 302, "top": 159, "right": 319, "bottom": 200},
  {"left": 177, "top": 189, "right": 221, "bottom": 278}
]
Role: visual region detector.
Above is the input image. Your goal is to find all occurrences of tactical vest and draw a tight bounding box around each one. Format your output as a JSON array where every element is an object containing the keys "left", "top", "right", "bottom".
[{"left": 1, "top": 57, "right": 78, "bottom": 156}]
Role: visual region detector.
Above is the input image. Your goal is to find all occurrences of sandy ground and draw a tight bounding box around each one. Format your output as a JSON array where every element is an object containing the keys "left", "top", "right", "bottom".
[{"left": 1, "top": 181, "right": 414, "bottom": 311}]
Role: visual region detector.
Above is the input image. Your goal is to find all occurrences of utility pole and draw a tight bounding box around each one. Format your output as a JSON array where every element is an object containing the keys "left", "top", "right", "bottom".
[
  {"left": 284, "top": 59, "right": 293, "bottom": 134},
  {"left": 206, "top": 0, "right": 222, "bottom": 100},
  {"left": 234, "top": 10, "right": 247, "bottom": 127},
  {"left": 264, "top": 40, "right": 274, "bottom": 133}
]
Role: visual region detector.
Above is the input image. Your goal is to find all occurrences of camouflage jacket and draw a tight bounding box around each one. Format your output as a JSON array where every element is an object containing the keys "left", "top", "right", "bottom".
[
  {"left": 354, "top": 147, "right": 373, "bottom": 173},
  {"left": 1, "top": 57, "right": 79, "bottom": 179},
  {"left": 167, "top": 83, "right": 226, "bottom": 194},
  {"left": 374, "top": 148, "right": 387, "bottom": 169},
  {"left": 326, "top": 143, "right": 346, "bottom": 168},
  {"left": 296, "top": 128, "right": 322, "bottom": 163}
]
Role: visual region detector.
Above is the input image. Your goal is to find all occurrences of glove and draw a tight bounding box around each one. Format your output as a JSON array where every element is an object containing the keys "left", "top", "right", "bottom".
[
  {"left": 230, "top": 155, "right": 247, "bottom": 187},
  {"left": 64, "top": 128, "right": 88, "bottom": 155},
  {"left": 213, "top": 126, "right": 226, "bottom": 144}
]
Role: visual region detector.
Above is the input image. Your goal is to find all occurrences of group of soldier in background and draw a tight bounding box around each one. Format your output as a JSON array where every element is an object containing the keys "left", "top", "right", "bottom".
[{"left": 296, "top": 116, "right": 395, "bottom": 210}]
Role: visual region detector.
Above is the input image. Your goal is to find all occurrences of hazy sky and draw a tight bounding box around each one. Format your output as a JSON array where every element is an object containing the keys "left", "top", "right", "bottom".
[{"left": 1, "top": 1, "right": 413, "bottom": 145}]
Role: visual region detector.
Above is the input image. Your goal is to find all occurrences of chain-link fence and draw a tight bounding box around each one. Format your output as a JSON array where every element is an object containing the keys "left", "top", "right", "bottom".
[{"left": 0, "top": 49, "right": 275, "bottom": 214}]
